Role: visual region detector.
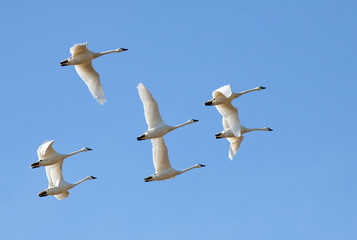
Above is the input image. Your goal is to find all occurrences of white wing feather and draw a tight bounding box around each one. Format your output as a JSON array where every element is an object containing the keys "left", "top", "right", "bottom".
[
  {"left": 151, "top": 137, "right": 172, "bottom": 173},
  {"left": 55, "top": 191, "right": 70, "bottom": 200},
  {"left": 213, "top": 84, "right": 232, "bottom": 98},
  {"left": 45, "top": 160, "right": 66, "bottom": 188},
  {"left": 216, "top": 103, "right": 241, "bottom": 137},
  {"left": 37, "top": 140, "right": 56, "bottom": 159},
  {"left": 70, "top": 43, "right": 88, "bottom": 57},
  {"left": 75, "top": 62, "right": 106, "bottom": 105},
  {"left": 137, "top": 83, "right": 164, "bottom": 129},
  {"left": 227, "top": 136, "right": 244, "bottom": 160}
]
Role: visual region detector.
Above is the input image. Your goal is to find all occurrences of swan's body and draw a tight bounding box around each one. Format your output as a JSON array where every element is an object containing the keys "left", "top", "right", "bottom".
[
  {"left": 38, "top": 159, "right": 96, "bottom": 200},
  {"left": 216, "top": 118, "right": 273, "bottom": 160},
  {"left": 137, "top": 83, "right": 198, "bottom": 141},
  {"left": 30, "top": 140, "right": 91, "bottom": 168},
  {"left": 60, "top": 43, "right": 128, "bottom": 105},
  {"left": 204, "top": 85, "right": 266, "bottom": 137},
  {"left": 144, "top": 137, "right": 205, "bottom": 182}
]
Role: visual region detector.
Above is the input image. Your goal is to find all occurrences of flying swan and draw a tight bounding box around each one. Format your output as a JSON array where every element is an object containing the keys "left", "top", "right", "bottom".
[
  {"left": 216, "top": 118, "right": 273, "bottom": 160},
  {"left": 144, "top": 137, "right": 205, "bottom": 182},
  {"left": 60, "top": 42, "right": 128, "bottom": 105},
  {"left": 38, "top": 159, "right": 96, "bottom": 200},
  {"left": 137, "top": 83, "right": 198, "bottom": 141},
  {"left": 204, "top": 84, "right": 266, "bottom": 137},
  {"left": 30, "top": 140, "right": 92, "bottom": 168}
]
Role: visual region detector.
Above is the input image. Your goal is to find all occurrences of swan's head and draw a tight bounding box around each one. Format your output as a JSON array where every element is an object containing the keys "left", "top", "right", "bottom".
[
  {"left": 195, "top": 164, "right": 205, "bottom": 168},
  {"left": 117, "top": 48, "right": 128, "bottom": 52},
  {"left": 82, "top": 147, "right": 92, "bottom": 151},
  {"left": 256, "top": 86, "right": 266, "bottom": 90},
  {"left": 264, "top": 127, "right": 273, "bottom": 131},
  {"left": 189, "top": 119, "right": 199, "bottom": 123},
  {"left": 38, "top": 189, "right": 49, "bottom": 197},
  {"left": 30, "top": 160, "right": 43, "bottom": 169}
]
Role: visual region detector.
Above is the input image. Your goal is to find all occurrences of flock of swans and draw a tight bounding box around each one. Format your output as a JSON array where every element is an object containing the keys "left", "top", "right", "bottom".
[{"left": 31, "top": 43, "right": 272, "bottom": 200}]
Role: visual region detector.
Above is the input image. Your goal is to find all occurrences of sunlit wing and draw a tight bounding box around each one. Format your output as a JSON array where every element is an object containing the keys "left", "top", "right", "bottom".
[
  {"left": 137, "top": 83, "right": 164, "bottom": 129},
  {"left": 70, "top": 42, "right": 89, "bottom": 57},
  {"left": 227, "top": 136, "right": 244, "bottom": 160},
  {"left": 37, "top": 140, "right": 56, "bottom": 159},
  {"left": 45, "top": 160, "right": 65, "bottom": 188},
  {"left": 151, "top": 137, "right": 172, "bottom": 173},
  {"left": 55, "top": 191, "right": 70, "bottom": 200},
  {"left": 75, "top": 62, "right": 106, "bottom": 105},
  {"left": 216, "top": 103, "right": 241, "bottom": 137},
  {"left": 212, "top": 84, "right": 232, "bottom": 98}
]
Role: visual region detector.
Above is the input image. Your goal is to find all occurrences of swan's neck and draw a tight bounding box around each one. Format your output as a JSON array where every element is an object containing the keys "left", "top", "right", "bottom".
[
  {"left": 170, "top": 120, "right": 192, "bottom": 131},
  {"left": 178, "top": 165, "right": 199, "bottom": 175},
  {"left": 62, "top": 149, "right": 85, "bottom": 159},
  {"left": 70, "top": 176, "right": 92, "bottom": 189},
  {"left": 94, "top": 49, "right": 120, "bottom": 58},
  {"left": 231, "top": 87, "right": 260, "bottom": 99},
  {"left": 242, "top": 127, "right": 268, "bottom": 133}
]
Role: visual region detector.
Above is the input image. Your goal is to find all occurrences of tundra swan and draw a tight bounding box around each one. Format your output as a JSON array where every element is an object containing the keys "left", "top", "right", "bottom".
[
  {"left": 30, "top": 140, "right": 91, "bottom": 168},
  {"left": 144, "top": 137, "right": 205, "bottom": 182},
  {"left": 60, "top": 42, "right": 128, "bottom": 105},
  {"left": 216, "top": 118, "right": 273, "bottom": 160},
  {"left": 204, "top": 85, "right": 266, "bottom": 137},
  {"left": 38, "top": 160, "right": 96, "bottom": 200},
  {"left": 137, "top": 83, "right": 198, "bottom": 140}
]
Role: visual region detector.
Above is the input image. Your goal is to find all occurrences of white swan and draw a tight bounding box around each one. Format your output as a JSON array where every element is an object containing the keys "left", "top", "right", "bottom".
[
  {"left": 31, "top": 140, "right": 92, "bottom": 168},
  {"left": 204, "top": 85, "right": 266, "bottom": 137},
  {"left": 60, "top": 42, "right": 128, "bottom": 105},
  {"left": 137, "top": 83, "right": 198, "bottom": 140},
  {"left": 216, "top": 118, "right": 273, "bottom": 160},
  {"left": 144, "top": 137, "right": 205, "bottom": 182},
  {"left": 38, "top": 159, "right": 96, "bottom": 200}
]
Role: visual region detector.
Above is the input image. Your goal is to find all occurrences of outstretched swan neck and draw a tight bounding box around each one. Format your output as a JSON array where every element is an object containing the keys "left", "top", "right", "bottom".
[
  {"left": 170, "top": 119, "right": 198, "bottom": 131},
  {"left": 178, "top": 164, "right": 205, "bottom": 175},
  {"left": 70, "top": 176, "right": 95, "bottom": 188},
  {"left": 93, "top": 48, "right": 127, "bottom": 58},
  {"left": 241, "top": 126, "right": 272, "bottom": 133},
  {"left": 231, "top": 86, "right": 265, "bottom": 100},
  {"left": 62, "top": 148, "right": 90, "bottom": 159}
]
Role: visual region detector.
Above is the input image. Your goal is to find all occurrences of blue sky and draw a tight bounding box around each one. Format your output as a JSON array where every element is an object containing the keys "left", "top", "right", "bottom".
[{"left": 0, "top": 0, "right": 356, "bottom": 239}]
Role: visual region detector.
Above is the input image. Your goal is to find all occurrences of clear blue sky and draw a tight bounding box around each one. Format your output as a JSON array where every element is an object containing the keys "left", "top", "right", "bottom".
[{"left": 0, "top": 0, "right": 356, "bottom": 239}]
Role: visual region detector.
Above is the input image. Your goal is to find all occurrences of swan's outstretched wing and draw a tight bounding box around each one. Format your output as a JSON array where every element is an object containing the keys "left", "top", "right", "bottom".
[
  {"left": 55, "top": 191, "right": 70, "bottom": 200},
  {"left": 227, "top": 136, "right": 244, "bottom": 160},
  {"left": 213, "top": 84, "right": 232, "bottom": 98},
  {"left": 216, "top": 103, "right": 241, "bottom": 137},
  {"left": 70, "top": 43, "right": 89, "bottom": 57},
  {"left": 75, "top": 62, "right": 106, "bottom": 105},
  {"left": 151, "top": 137, "right": 172, "bottom": 173},
  {"left": 137, "top": 83, "right": 164, "bottom": 129},
  {"left": 45, "top": 160, "right": 65, "bottom": 188},
  {"left": 37, "top": 140, "right": 56, "bottom": 159}
]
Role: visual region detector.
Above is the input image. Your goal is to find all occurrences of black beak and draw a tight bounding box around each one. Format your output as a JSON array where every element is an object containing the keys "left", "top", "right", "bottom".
[
  {"left": 199, "top": 164, "right": 206, "bottom": 167},
  {"left": 137, "top": 134, "right": 145, "bottom": 141},
  {"left": 87, "top": 148, "right": 92, "bottom": 151},
  {"left": 260, "top": 86, "right": 266, "bottom": 89},
  {"left": 122, "top": 48, "right": 128, "bottom": 51},
  {"left": 204, "top": 100, "right": 213, "bottom": 106},
  {"left": 31, "top": 162, "right": 40, "bottom": 169},
  {"left": 267, "top": 128, "right": 273, "bottom": 131},
  {"left": 193, "top": 119, "right": 199, "bottom": 122},
  {"left": 91, "top": 176, "right": 97, "bottom": 179},
  {"left": 215, "top": 133, "right": 223, "bottom": 139},
  {"left": 38, "top": 191, "right": 47, "bottom": 197}
]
